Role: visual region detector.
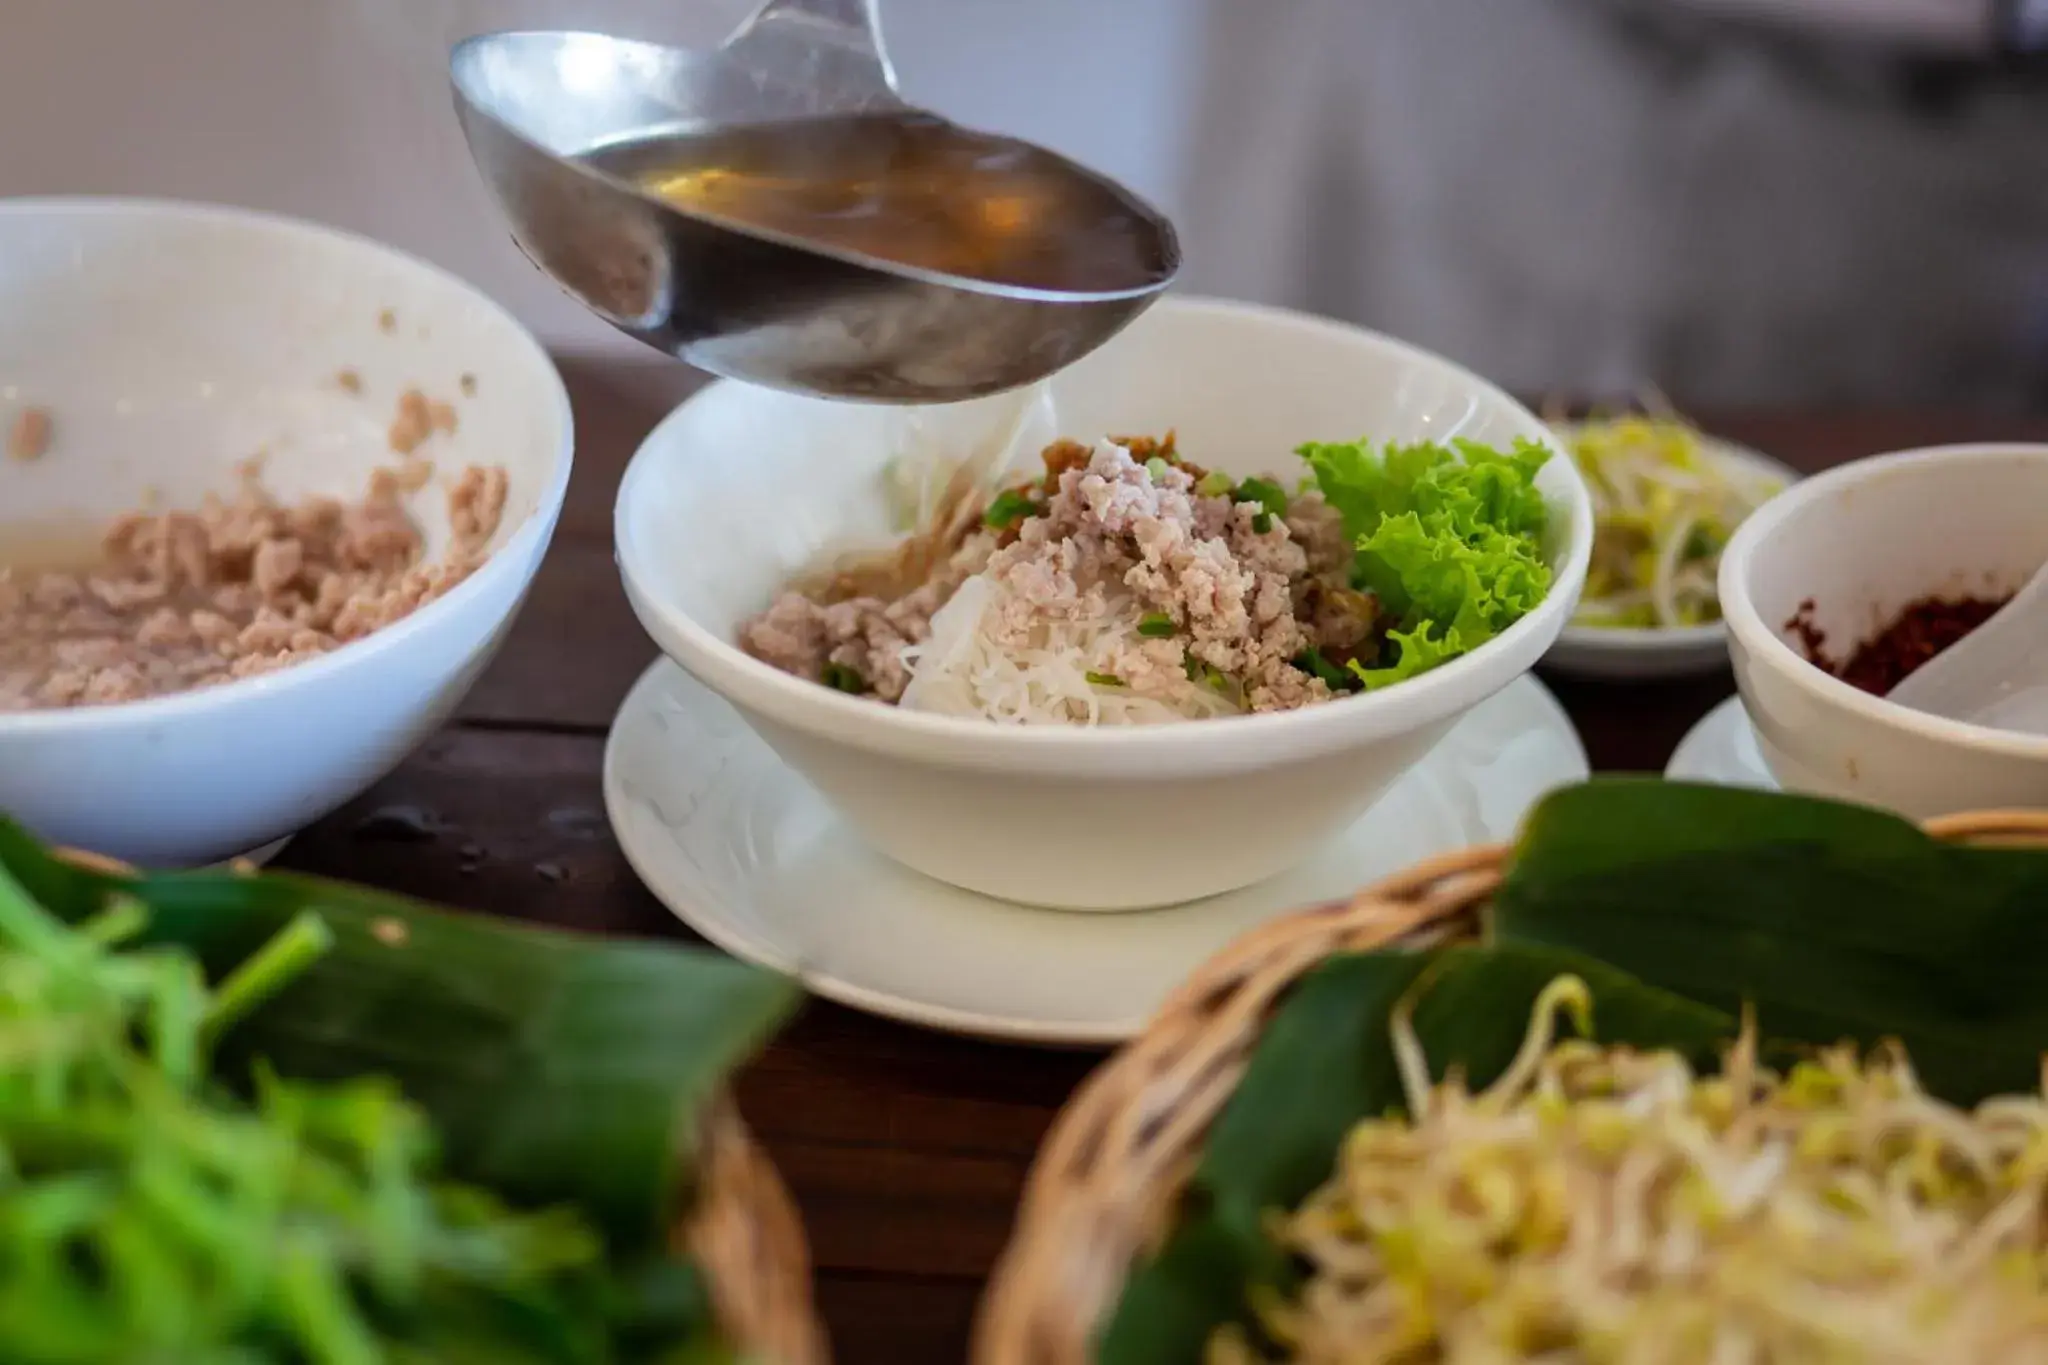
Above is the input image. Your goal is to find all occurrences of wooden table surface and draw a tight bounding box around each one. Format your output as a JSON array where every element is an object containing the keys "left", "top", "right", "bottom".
[{"left": 269, "top": 362, "right": 2048, "bottom": 1364}]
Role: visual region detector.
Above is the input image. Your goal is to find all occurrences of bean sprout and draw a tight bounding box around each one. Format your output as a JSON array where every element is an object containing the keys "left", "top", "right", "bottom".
[
  {"left": 1560, "top": 416, "right": 1782, "bottom": 631},
  {"left": 1217, "top": 978, "right": 2048, "bottom": 1364}
]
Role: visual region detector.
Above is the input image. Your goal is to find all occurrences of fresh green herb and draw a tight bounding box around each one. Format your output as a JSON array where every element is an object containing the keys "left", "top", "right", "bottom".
[
  {"left": 1251, "top": 511, "right": 1274, "bottom": 535},
  {"left": 1297, "top": 437, "right": 1552, "bottom": 690},
  {"left": 1144, "top": 456, "right": 1173, "bottom": 483},
  {"left": 983, "top": 488, "right": 1038, "bottom": 530},
  {"left": 1293, "top": 647, "right": 1361, "bottom": 693},
  {"left": 1233, "top": 477, "right": 1290, "bottom": 517},
  {"left": 0, "top": 818, "right": 800, "bottom": 1364},
  {"left": 821, "top": 662, "right": 869, "bottom": 694},
  {"left": 1137, "top": 613, "right": 1178, "bottom": 639},
  {"left": 1195, "top": 471, "right": 1236, "bottom": 498},
  {"left": 1086, "top": 671, "right": 1126, "bottom": 687}
]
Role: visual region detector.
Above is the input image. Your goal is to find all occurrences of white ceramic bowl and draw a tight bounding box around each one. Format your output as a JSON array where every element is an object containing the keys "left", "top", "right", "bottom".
[
  {"left": 0, "top": 199, "right": 572, "bottom": 865},
  {"left": 1720, "top": 443, "right": 2048, "bottom": 818},
  {"left": 615, "top": 296, "right": 1592, "bottom": 910},
  {"left": 1545, "top": 435, "right": 1797, "bottom": 681}
]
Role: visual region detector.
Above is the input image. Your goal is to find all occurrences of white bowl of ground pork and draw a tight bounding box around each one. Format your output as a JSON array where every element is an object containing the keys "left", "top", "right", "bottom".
[
  {"left": 617, "top": 297, "right": 1591, "bottom": 910},
  {"left": 0, "top": 199, "right": 571, "bottom": 866}
]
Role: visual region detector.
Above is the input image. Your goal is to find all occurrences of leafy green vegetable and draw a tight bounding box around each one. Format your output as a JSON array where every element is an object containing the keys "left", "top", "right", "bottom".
[
  {"left": 1098, "top": 944, "right": 1730, "bottom": 1365},
  {"left": 1297, "top": 438, "right": 1553, "bottom": 689},
  {"left": 1495, "top": 779, "right": 2048, "bottom": 1106},
  {"left": 1086, "top": 671, "right": 1126, "bottom": 688},
  {"left": 0, "top": 817, "right": 799, "bottom": 1363},
  {"left": 1194, "top": 471, "right": 1235, "bottom": 498},
  {"left": 0, "top": 818, "right": 798, "bottom": 1317}
]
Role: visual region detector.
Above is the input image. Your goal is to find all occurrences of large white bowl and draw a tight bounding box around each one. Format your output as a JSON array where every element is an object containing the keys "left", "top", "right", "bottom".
[
  {"left": 0, "top": 199, "right": 572, "bottom": 865},
  {"left": 615, "top": 297, "right": 1592, "bottom": 910},
  {"left": 1720, "top": 443, "right": 2048, "bottom": 818}
]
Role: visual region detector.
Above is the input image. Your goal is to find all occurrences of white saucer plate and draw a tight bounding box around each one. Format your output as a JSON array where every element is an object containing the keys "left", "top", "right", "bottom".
[
  {"left": 1666, "top": 695, "right": 1777, "bottom": 789},
  {"left": 604, "top": 660, "right": 1590, "bottom": 1046}
]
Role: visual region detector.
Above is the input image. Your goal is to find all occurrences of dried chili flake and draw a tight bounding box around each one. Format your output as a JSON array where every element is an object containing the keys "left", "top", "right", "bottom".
[{"left": 1787, "top": 593, "right": 2010, "bottom": 697}]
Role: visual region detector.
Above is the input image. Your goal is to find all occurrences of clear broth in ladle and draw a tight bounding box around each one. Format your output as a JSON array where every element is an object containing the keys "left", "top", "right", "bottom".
[{"left": 583, "top": 112, "right": 1172, "bottom": 294}]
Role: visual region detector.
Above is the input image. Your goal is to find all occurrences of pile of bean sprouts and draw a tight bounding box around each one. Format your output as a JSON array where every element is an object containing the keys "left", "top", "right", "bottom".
[
  {"left": 1562, "top": 417, "right": 1781, "bottom": 631},
  {"left": 1215, "top": 976, "right": 2048, "bottom": 1364}
]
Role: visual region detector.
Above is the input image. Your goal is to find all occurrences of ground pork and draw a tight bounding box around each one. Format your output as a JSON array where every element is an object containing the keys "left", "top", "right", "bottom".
[
  {"left": 0, "top": 463, "right": 508, "bottom": 712},
  {"left": 1286, "top": 497, "right": 1379, "bottom": 660},
  {"left": 992, "top": 441, "right": 1328, "bottom": 712},
  {"left": 741, "top": 528, "right": 996, "bottom": 702},
  {"left": 740, "top": 437, "right": 1379, "bottom": 715}
]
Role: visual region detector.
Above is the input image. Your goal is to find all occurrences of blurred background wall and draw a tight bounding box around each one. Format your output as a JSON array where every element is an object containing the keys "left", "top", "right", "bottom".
[{"left": 2, "top": 0, "right": 2044, "bottom": 411}]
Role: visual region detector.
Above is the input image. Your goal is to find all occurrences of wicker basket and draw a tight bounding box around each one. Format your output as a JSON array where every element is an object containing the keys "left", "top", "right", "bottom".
[
  {"left": 973, "top": 809, "right": 2048, "bottom": 1365},
  {"left": 687, "top": 1102, "right": 830, "bottom": 1365},
  {"left": 56, "top": 850, "right": 829, "bottom": 1365}
]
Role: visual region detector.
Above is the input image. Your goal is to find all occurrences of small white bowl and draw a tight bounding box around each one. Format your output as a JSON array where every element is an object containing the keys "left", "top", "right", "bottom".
[
  {"left": 0, "top": 199, "right": 573, "bottom": 865},
  {"left": 1719, "top": 443, "right": 2048, "bottom": 819},
  {"left": 615, "top": 296, "right": 1592, "bottom": 911},
  {"left": 1545, "top": 435, "right": 1796, "bottom": 681}
]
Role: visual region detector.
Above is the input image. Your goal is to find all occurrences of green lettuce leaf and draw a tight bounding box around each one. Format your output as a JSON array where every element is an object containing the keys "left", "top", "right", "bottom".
[{"left": 1297, "top": 437, "right": 1553, "bottom": 687}]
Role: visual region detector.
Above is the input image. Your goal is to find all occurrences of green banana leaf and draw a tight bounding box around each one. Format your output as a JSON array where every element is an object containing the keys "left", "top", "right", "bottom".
[
  {"left": 1095, "top": 778, "right": 2048, "bottom": 1364},
  {"left": 1494, "top": 779, "right": 2048, "bottom": 1107},
  {"left": 0, "top": 817, "right": 801, "bottom": 1256}
]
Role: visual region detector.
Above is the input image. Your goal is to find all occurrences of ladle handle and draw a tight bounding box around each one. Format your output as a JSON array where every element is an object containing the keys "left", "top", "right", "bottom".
[{"left": 724, "top": 0, "right": 903, "bottom": 111}]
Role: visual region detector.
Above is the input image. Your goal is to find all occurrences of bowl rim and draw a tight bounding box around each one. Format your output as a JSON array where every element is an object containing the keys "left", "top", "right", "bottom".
[
  {"left": 1554, "top": 432, "right": 1797, "bottom": 655},
  {"left": 0, "top": 195, "right": 576, "bottom": 736},
  {"left": 615, "top": 294, "right": 1594, "bottom": 776},
  {"left": 1718, "top": 440, "right": 2048, "bottom": 761}
]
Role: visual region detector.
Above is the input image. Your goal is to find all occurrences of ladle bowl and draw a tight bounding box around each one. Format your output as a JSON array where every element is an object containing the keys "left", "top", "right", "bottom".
[{"left": 449, "top": 0, "right": 1180, "bottom": 403}]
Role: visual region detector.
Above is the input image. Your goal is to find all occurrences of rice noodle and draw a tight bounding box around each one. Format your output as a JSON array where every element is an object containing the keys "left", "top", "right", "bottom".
[{"left": 899, "top": 574, "right": 1242, "bottom": 724}]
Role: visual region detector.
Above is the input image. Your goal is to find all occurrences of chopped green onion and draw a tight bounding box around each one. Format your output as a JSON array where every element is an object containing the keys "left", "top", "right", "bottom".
[
  {"left": 1252, "top": 511, "right": 1274, "bottom": 535},
  {"left": 1295, "top": 647, "right": 1363, "bottom": 693},
  {"left": 1235, "top": 476, "right": 1290, "bottom": 517},
  {"left": 1137, "top": 613, "right": 1177, "bottom": 638},
  {"left": 1195, "top": 471, "right": 1235, "bottom": 498},
  {"left": 1085, "top": 671, "right": 1125, "bottom": 688},
  {"left": 1144, "top": 456, "right": 1173, "bottom": 483},
  {"left": 1182, "top": 654, "right": 1231, "bottom": 692},
  {"left": 821, "top": 662, "right": 870, "bottom": 694},
  {"left": 983, "top": 489, "right": 1038, "bottom": 530}
]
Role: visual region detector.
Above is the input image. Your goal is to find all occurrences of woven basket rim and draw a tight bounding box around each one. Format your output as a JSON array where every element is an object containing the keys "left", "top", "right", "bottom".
[
  {"left": 51, "top": 850, "right": 827, "bottom": 1365},
  {"left": 972, "top": 808, "right": 2048, "bottom": 1365}
]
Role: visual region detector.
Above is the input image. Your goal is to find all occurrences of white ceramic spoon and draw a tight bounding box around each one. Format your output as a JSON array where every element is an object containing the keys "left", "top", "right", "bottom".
[{"left": 1887, "top": 559, "right": 2048, "bottom": 735}]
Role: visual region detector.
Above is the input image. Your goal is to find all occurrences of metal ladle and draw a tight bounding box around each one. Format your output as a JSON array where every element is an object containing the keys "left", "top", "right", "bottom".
[{"left": 450, "top": 0, "right": 1180, "bottom": 403}]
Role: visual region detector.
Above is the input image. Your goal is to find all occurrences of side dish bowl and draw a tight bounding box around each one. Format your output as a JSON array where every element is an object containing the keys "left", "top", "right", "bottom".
[
  {"left": 615, "top": 296, "right": 1592, "bottom": 910},
  {"left": 1545, "top": 433, "right": 1796, "bottom": 681},
  {"left": 1719, "top": 442, "right": 2048, "bottom": 818},
  {"left": 0, "top": 198, "right": 573, "bottom": 865}
]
